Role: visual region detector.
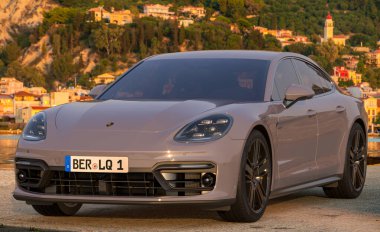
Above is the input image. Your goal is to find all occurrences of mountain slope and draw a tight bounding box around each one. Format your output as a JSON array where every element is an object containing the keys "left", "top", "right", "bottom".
[{"left": 0, "top": 0, "right": 57, "bottom": 45}]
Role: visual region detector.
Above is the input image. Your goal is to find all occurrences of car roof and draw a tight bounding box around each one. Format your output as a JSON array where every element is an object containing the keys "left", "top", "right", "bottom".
[{"left": 147, "top": 50, "right": 305, "bottom": 61}]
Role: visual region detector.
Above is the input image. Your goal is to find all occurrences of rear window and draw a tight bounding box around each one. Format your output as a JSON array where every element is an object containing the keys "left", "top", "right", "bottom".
[{"left": 99, "top": 58, "right": 270, "bottom": 102}]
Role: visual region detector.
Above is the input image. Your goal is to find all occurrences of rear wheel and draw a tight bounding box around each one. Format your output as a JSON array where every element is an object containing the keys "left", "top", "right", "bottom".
[
  {"left": 32, "top": 203, "right": 82, "bottom": 216},
  {"left": 323, "top": 123, "right": 367, "bottom": 198},
  {"left": 218, "top": 130, "right": 271, "bottom": 222}
]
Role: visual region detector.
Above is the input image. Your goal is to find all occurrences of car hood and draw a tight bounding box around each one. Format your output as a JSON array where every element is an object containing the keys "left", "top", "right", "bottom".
[{"left": 55, "top": 100, "right": 221, "bottom": 133}]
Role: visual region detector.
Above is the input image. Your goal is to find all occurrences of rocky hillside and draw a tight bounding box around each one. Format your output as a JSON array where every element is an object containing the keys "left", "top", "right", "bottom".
[{"left": 0, "top": 0, "right": 57, "bottom": 45}]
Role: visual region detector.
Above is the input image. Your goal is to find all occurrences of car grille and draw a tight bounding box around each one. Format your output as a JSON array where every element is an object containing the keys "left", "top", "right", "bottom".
[
  {"left": 46, "top": 171, "right": 167, "bottom": 196},
  {"left": 16, "top": 159, "right": 216, "bottom": 197}
]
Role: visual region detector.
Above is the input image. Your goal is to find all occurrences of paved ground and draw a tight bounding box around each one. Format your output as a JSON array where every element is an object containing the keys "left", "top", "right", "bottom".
[{"left": 0, "top": 166, "right": 379, "bottom": 232}]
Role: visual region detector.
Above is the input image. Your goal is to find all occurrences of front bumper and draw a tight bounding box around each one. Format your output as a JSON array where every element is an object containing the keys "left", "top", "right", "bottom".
[{"left": 13, "top": 139, "right": 244, "bottom": 207}]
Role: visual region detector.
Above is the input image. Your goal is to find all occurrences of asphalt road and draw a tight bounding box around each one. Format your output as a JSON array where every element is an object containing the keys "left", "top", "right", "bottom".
[{"left": 0, "top": 166, "right": 379, "bottom": 232}]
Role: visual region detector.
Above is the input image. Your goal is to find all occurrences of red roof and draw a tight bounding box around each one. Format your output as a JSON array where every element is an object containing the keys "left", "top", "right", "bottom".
[
  {"left": 0, "top": 94, "right": 12, "bottom": 99},
  {"left": 326, "top": 12, "right": 332, "bottom": 20},
  {"left": 88, "top": 7, "right": 109, "bottom": 13},
  {"left": 31, "top": 106, "right": 49, "bottom": 110},
  {"left": 14, "top": 91, "right": 39, "bottom": 97},
  {"left": 334, "top": 66, "right": 349, "bottom": 80},
  {"left": 334, "top": 34, "right": 347, "bottom": 38}
]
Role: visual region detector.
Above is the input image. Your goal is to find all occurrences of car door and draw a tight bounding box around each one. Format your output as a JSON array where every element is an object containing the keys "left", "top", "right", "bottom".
[
  {"left": 293, "top": 59, "right": 347, "bottom": 178},
  {"left": 272, "top": 59, "right": 318, "bottom": 190}
]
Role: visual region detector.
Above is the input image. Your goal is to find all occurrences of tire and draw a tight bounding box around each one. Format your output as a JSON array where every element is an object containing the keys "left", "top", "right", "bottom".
[
  {"left": 32, "top": 203, "right": 82, "bottom": 216},
  {"left": 218, "top": 130, "right": 272, "bottom": 222},
  {"left": 323, "top": 123, "right": 367, "bottom": 198}
]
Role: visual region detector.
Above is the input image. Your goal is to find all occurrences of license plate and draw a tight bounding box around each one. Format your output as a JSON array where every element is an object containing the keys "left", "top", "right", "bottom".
[{"left": 65, "top": 156, "right": 128, "bottom": 173}]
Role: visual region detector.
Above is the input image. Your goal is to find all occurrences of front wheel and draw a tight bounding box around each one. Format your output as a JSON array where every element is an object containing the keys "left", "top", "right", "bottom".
[
  {"left": 323, "top": 123, "right": 367, "bottom": 198},
  {"left": 218, "top": 130, "right": 272, "bottom": 222},
  {"left": 32, "top": 203, "right": 82, "bottom": 216}
]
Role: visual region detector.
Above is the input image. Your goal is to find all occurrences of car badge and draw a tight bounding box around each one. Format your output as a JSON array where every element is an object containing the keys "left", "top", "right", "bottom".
[{"left": 106, "top": 122, "right": 114, "bottom": 127}]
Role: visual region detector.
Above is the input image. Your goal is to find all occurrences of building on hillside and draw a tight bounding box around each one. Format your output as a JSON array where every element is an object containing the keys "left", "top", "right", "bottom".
[
  {"left": 332, "top": 66, "right": 349, "bottom": 82},
  {"left": 277, "top": 29, "right": 293, "bottom": 37},
  {"left": 363, "top": 96, "right": 378, "bottom": 124},
  {"left": 40, "top": 94, "right": 50, "bottom": 107},
  {"left": 109, "top": 9, "right": 133, "bottom": 25},
  {"left": 294, "top": 36, "right": 308, "bottom": 43},
  {"left": 342, "top": 55, "right": 359, "bottom": 70},
  {"left": 13, "top": 91, "right": 41, "bottom": 115},
  {"left": 365, "top": 50, "right": 380, "bottom": 67},
  {"left": 0, "top": 94, "right": 14, "bottom": 118},
  {"left": 351, "top": 72, "right": 362, "bottom": 85},
  {"left": 332, "top": 66, "right": 362, "bottom": 85},
  {"left": 94, "top": 73, "right": 116, "bottom": 85},
  {"left": 58, "top": 86, "right": 90, "bottom": 102},
  {"left": 50, "top": 92, "right": 70, "bottom": 107},
  {"left": 253, "top": 26, "right": 277, "bottom": 37},
  {"left": 88, "top": 7, "right": 133, "bottom": 25},
  {"left": 252, "top": 26, "right": 309, "bottom": 47},
  {"left": 25, "top": 87, "right": 47, "bottom": 96},
  {"left": 88, "top": 7, "right": 110, "bottom": 22},
  {"left": 15, "top": 106, "right": 49, "bottom": 124},
  {"left": 178, "top": 6, "right": 206, "bottom": 18},
  {"left": 352, "top": 46, "right": 370, "bottom": 53},
  {"left": 142, "top": 4, "right": 175, "bottom": 20},
  {"left": 230, "top": 24, "right": 240, "bottom": 34},
  {"left": 209, "top": 11, "right": 220, "bottom": 21},
  {"left": 321, "top": 12, "right": 347, "bottom": 46},
  {"left": 0, "top": 77, "right": 24, "bottom": 95},
  {"left": 179, "top": 19, "right": 194, "bottom": 28}
]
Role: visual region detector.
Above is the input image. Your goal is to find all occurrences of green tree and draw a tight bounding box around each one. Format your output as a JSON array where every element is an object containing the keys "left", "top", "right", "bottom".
[
  {"left": 283, "top": 43, "right": 315, "bottom": 56},
  {"left": 244, "top": 30, "right": 265, "bottom": 49},
  {"left": 179, "top": 25, "right": 186, "bottom": 45},
  {"left": 244, "top": 0, "right": 264, "bottom": 15},
  {"left": 92, "top": 25, "right": 123, "bottom": 55},
  {"left": 2, "top": 43, "right": 21, "bottom": 65},
  {"left": 51, "top": 54, "right": 76, "bottom": 83},
  {"left": 363, "top": 68, "right": 380, "bottom": 89},
  {"left": 227, "top": 34, "right": 242, "bottom": 49},
  {"left": 6, "top": 61, "right": 46, "bottom": 87},
  {"left": 338, "top": 79, "right": 354, "bottom": 87},
  {"left": 264, "top": 35, "right": 281, "bottom": 51},
  {"left": 0, "top": 60, "right": 5, "bottom": 76},
  {"left": 317, "top": 40, "right": 340, "bottom": 64},
  {"left": 52, "top": 34, "right": 61, "bottom": 56}
]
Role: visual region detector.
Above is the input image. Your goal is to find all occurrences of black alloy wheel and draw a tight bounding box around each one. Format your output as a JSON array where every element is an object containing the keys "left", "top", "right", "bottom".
[
  {"left": 218, "top": 130, "right": 272, "bottom": 222},
  {"left": 323, "top": 123, "right": 367, "bottom": 198}
]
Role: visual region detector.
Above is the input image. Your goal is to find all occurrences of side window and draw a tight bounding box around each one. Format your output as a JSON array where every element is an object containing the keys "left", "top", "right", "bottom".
[
  {"left": 272, "top": 59, "right": 300, "bottom": 101},
  {"left": 317, "top": 70, "right": 332, "bottom": 92},
  {"left": 293, "top": 59, "right": 332, "bottom": 95}
]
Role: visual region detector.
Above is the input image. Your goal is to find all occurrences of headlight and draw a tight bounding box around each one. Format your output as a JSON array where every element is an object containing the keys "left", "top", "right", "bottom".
[
  {"left": 22, "top": 112, "right": 47, "bottom": 141},
  {"left": 174, "top": 114, "right": 233, "bottom": 142}
]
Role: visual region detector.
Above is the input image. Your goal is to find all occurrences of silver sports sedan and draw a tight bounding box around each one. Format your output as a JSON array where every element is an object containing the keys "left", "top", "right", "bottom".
[{"left": 14, "top": 51, "right": 367, "bottom": 222}]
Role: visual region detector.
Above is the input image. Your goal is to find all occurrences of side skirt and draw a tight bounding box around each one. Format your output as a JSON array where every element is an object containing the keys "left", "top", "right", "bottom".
[{"left": 269, "top": 176, "right": 341, "bottom": 199}]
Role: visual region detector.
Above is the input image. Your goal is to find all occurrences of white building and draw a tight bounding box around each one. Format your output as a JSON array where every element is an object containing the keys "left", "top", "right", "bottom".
[{"left": 142, "top": 4, "right": 175, "bottom": 20}]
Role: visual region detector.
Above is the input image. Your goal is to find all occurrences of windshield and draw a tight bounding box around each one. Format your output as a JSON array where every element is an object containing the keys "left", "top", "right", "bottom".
[{"left": 99, "top": 58, "right": 270, "bottom": 102}]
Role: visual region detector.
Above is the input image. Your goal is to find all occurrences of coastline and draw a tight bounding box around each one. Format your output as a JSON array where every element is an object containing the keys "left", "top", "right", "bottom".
[{"left": 0, "top": 130, "right": 22, "bottom": 135}]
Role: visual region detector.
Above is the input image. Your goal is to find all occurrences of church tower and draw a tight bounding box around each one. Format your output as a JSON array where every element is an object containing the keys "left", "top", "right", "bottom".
[{"left": 324, "top": 12, "right": 334, "bottom": 41}]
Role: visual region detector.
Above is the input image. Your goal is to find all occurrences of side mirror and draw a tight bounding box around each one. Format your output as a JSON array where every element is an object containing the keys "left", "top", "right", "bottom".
[
  {"left": 89, "top": 84, "right": 107, "bottom": 99},
  {"left": 284, "top": 84, "right": 315, "bottom": 107}
]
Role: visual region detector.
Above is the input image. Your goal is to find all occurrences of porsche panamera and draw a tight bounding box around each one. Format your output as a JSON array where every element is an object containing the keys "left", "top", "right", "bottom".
[{"left": 14, "top": 51, "right": 367, "bottom": 222}]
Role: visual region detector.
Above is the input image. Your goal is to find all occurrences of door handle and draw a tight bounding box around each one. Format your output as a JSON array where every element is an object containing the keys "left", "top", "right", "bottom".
[
  {"left": 336, "top": 105, "right": 346, "bottom": 113},
  {"left": 307, "top": 109, "right": 317, "bottom": 117}
]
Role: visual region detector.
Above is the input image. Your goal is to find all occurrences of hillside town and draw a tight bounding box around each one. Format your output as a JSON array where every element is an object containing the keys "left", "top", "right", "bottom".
[
  {"left": 0, "top": 72, "right": 117, "bottom": 129},
  {"left": 1, "top": 2, "right": 380, "bottom": 134}
]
